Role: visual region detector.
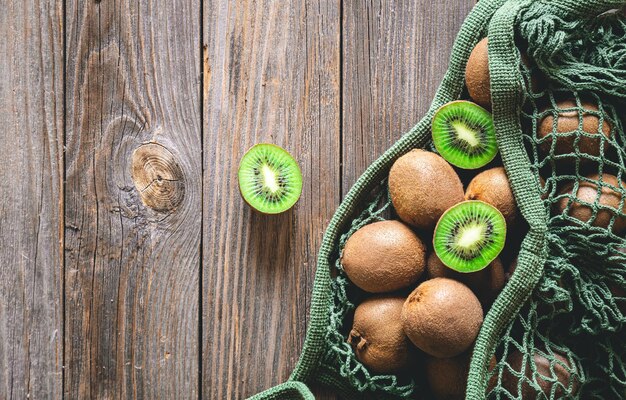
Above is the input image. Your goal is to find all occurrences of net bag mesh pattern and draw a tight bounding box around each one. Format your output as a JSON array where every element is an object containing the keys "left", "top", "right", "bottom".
[{"left": 250, "top": 1, "right": 626, "bottom": 399}]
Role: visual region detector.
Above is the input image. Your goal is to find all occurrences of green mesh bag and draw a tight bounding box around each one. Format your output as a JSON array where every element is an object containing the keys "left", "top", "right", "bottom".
[{"left": 250, "top": 0, "right": 626, "bottom": 399}]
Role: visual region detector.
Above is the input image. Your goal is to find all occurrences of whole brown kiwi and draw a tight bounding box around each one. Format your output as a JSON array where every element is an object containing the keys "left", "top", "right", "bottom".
[
  {"left": 465, "top": 38, "right": 540, "bottom": 109},
  {"left": 347, "top": 296, "right": 413, "bottom": 374},
  {"left": 426, "top": 252, "right": 505, "bottom": 306},
  {"left": 427, "top": 352, "right": 497, "bottom": 400},
  {"left": 465, "top": 167, "right": 518, "bottom": 226},
  {"left": 401, "top": 278, "right": 483, "bottom": 358},
  {"left": 465, "top": 38, "right": 491, "bottom": 108},
  {"left": 389, "top": 150, "right": 464, "bottom": 231},
  {"left": 502, "top": 350, "right": 579, "bottom": 399},
  {"left": 537, "top": 99, "right": 612, "bottom": 158},
  {"left": 555, "top": 173, "right": 626, "bottom": 233},
  {"left": 341, "top": 220, "right": 426, "bottom": 293}
]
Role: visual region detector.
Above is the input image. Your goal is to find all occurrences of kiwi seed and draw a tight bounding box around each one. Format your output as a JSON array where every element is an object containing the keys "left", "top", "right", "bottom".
[
  {"left": 432, "top": 101, "right": 498, "bottom": 169},
  {"left": 433, "top": 201, "right": 507, "bottom": 273},
  {"left": 537, "top": 99, "right": 612, "bottom": 159},
  {"left": 426, "top": 252, "right": 505, "bottom": 307},
  {"left": 502, "top": 350, "right": 579, "bottom": 398},
  {"left": 348, "top": 295, "right": 414, "bottom": 374},
  {"left": 401, "top": 278, "right": 483, "bottom": 358},
  {"left": 465, "top": 167, "right": 518, "bottom": 226},
  {"left": 465, "top": 38, "right": 491, "bottom": 109},
  {"left": 238, "top": 143, "right": 302, "bottom": 214},
  {"left": 389, "top": 150, "right": 464, "bottom": 230},
  {"left": 341, "top": 220, "right": 426, "bottom": 293},
  {"left": 555, "top": 173, "right": 626, "bottom": 233}
]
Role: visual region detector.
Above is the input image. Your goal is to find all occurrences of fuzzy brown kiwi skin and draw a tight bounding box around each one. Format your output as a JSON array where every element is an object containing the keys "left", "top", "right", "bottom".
[
  {"left": 555, "top": 173, "right": 626, "bottom": 233},
  {"left": 237, "top": 143, "right": 303, "bottom": 215},
  {"left": 537, "top": 99, "right": 612, "bottom": 159},
  {"left": 465, "top": 167, "right": 518, "bottom": 226},
  {"left": 341, "top": 220, "right": 426, "bottom": 293},
  {"left": 401, "top": 278, "right": 483, "bottom": 358},
  {"left": 427, "top": 352, "right": 497, "bottom": 400},
  {"left": 465, "top": 38, "right": 491, "bottom": 109},
  {"left": 465, "top": 38, "right": 541, "bottom": 109},
  {"left": 347, "top": 296, "right": 414, "bottom": 374},
  {"left": 426, "top": 252, "right": 505, "bottom": 307},
  {"left": 502, "top": 350, "right": 579, "bottom": 399},
  {"left": 389, "top": 150, "right": 464, "bottom": 231}
]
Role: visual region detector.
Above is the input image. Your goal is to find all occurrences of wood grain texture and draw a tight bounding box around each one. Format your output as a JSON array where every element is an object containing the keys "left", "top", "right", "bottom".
[
  {"left": 342, "top": 0, "right": 475, "bottom": 194},
  {"left": 0, "top": 1, "right": 64, "bottom": 399},
  {"left": 64, "top": 0, "right": 201, "bottom": 398},
  {"left": 202, "top": 0, "right": 341, "bottom": 398}
]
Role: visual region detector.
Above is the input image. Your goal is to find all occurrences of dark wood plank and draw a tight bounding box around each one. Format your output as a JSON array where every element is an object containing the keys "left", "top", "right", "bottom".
[
  {"left": 202, "top": 0, "right": 341, "bottom": 398},
  {"left": 342, "top": 0, "right": 475, "bottom": 193},
  {"left": 64, "top": 0, "right": 201, "bottom": 398},
  {"left": 0, "top": 1, "right": 64, "bottom": 399}
]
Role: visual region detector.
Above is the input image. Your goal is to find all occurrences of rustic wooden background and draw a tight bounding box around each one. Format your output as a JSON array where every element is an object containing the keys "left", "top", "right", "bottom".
[{"left": 0, "top": 0, "right": 473, "bottom": 398}]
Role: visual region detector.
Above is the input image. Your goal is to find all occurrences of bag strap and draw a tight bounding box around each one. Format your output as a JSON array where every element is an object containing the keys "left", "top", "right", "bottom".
[{"left": 247, "top": 381, "right": 315, "bottom": 400}]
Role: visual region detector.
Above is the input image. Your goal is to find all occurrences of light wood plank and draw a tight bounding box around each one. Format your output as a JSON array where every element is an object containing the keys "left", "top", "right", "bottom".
[
  {"left": 0, "top": 1, "right": 64, "bottom": 398},
  {"left": 202, "top": 0, "right": 341, "bottom": 398},
  {"left": 64, "top": 0, "right": 201, "bottom": 397}
]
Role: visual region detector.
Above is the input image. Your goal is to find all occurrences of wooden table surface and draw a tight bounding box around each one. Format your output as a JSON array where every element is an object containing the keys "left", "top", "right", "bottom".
[{"left": 0, "top": 0, "right": 473, "bottom": 398}]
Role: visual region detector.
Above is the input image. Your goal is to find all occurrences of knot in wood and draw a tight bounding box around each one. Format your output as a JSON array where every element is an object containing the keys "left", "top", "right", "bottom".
[{"left": 131, "top": 143, "right": 185, "bottom": 212}]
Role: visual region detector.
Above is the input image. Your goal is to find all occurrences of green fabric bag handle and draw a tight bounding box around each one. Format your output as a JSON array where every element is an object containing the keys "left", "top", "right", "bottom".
[{"left": 248, "top": 381, "right": 315, "bottom": 400}]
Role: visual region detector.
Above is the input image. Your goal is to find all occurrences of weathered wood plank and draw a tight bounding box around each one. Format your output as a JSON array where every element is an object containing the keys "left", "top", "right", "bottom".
[
  {"left": 202, "top": 0, "right": 341, "bottom": 398},
  {"left": 0, "top": 1, "right": 64, "bottom": 399},
  {"left": 64, "top": 0, "right": 201, "bottom": 398},
  {"left": 342, "top": 0, "right": 475, "bottom": 193}
]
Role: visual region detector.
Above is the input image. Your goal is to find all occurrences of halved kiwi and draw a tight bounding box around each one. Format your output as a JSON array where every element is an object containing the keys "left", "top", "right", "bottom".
[
  {"left": 432, "top": 101, "right": 498, "bottom": 169},
  {"left": 238, "top": 144, "right": 303, "bottom": 214},
  {"left": 433, "top": 201, "right": 507, "bottom": 273}
]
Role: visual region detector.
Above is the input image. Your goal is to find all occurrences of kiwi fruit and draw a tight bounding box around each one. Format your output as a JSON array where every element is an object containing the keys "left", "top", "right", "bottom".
[
  {"left": 348, "top": 296, "right": 414, "bottom": 374},
  {"left": 501, "top": 350, "right": 579, "bottom": 399},
  {"left": 465, "top": 38, "right": 543, "bottom": 108},
  {"left": 401, "top": 278, "right": 483, "bottom": 358},
  {"left": 465, "top": 38, "right": 491, "bottom": 109},
  {"left": 433, "top": 201, "right": 507, "bottom": 273},
  {"left": 555, "top": 173, "right": 626, "bottom": 233},
  {"left": 537, "top": 99, "right": 612, "bottom": 159},
  {"left": 341, "top": 220, "right": 426, "bottom": 293},
  {"left": 426, "top": 252, "right": 505, "bottom": 306},
  {"left": 238, "top": 143, "right": 302, "bottom": 214},
  {"left": 389, "top": 150, "right": 464, "bottom": 230},
  {"left": 427, "top": 352, "right": 497, "bottom": 400},
  {"left": 432, "top": 101, "right": 498, "bottom": 169},
  {"left": 465, "top": 167, "right": 518, "bottom": 226}
]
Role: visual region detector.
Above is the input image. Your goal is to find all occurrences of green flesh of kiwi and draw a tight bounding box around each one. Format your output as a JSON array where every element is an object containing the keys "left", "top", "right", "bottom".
[
  {"left": 433, "top": 201, "right": 506, "bottom": 273},
  {"left": 432, "top": 101, "right": 498, "bottom": 169},
  {"left": 238, "top": 144, "right": 303, "bottom": 214}
]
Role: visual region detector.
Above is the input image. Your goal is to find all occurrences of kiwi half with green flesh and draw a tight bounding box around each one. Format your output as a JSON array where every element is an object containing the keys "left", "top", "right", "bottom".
[
  {"left": 238, "top": 144, "right": 302, "bottom": 214},
  {"left": 502, "top": 350, "right": 579, "bottom": 399},
  {"left": 432, "top": 101, "right": 497, "bottom": 169},
  {"left": 555, "top": 173, "right": 626, "bottom": 233},
  {"left": 389, "top": 149, "right": 464, "bottom": 230},
  {"left": 341, "top": 220, "right": 426, "bottom": 293},
  {"left": 465, "top": 167, "right": 518, "bottom": 226},
  {"left": 347, "top": 296, "right": 414, "bottom": 374},
  {"left": 433, "top": 201, "right": 507, "bottom": 273},
  {"left": 402, "top": 278, "right": 483, "bottom": 358},
  {"left": 537, "top": 99, "right": 612, "bottom": 159},
  {"left": 427, "top": 252, "right": 505, "bottom": 307}
]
